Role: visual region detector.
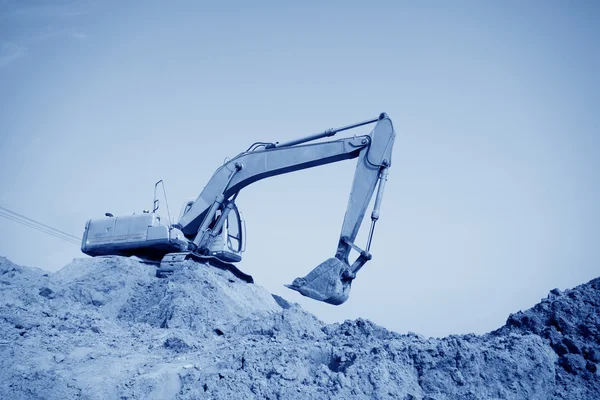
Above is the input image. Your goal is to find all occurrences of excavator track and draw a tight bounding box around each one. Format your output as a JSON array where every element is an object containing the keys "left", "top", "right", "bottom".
[{"left": 156, "top": 251, "right": 254, "bottom": 283}]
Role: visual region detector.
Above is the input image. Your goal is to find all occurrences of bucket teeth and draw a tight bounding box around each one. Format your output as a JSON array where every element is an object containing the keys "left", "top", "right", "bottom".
[{"left": 285, "top": 257, "right": 353, "bottom": 305}]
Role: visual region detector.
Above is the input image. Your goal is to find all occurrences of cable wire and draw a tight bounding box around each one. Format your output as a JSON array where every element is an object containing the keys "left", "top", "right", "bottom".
[
  {"left": 0, "top": 212, "right": 81, "bottom": 245},
  {"left": 0, "top": 207, "right": 81, "bottom": 245},
  {"left": 0, "top": 206, "right": 80, "bottom": 241}
]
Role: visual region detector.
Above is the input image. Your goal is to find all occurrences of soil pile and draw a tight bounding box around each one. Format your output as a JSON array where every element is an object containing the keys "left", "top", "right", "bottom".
[{"left": 1, "top": 256, "right": 598, "bottom": 399}]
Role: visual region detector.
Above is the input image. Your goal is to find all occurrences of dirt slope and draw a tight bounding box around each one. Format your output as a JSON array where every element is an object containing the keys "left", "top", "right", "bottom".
[{"left": 0, "top": 256, "right": 598, "bottom": 399}]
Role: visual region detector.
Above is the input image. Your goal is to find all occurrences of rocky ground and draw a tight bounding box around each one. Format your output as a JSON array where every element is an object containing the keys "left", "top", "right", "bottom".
[{"left": 0, "top": 255, "right": 598, "bottom": 399}]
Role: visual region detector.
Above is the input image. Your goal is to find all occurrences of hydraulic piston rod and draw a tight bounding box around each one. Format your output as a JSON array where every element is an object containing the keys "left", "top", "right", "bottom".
[
  {"left": 366, "top": 167, "right": 389, "bottom": 252},
  {"left": 268, "top": 117, "right": 380, "bottom": 149}
]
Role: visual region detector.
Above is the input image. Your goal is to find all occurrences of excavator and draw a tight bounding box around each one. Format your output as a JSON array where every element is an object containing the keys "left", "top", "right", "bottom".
[{"left": 81, "top": 113, "right": 396, "bottom": 305}]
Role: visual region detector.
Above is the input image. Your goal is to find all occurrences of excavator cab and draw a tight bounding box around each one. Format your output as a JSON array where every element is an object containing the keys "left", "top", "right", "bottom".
[
  {"left": 178, "top": 198, "right": 245, "bottom": 262},
  {"left": 207, "top": 204, "right": 245, "bottom": 262}
]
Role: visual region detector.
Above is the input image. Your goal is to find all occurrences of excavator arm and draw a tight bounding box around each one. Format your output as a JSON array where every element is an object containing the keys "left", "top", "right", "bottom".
[{"left": 178, "top": 113, "right": 396, "bottom": 305}]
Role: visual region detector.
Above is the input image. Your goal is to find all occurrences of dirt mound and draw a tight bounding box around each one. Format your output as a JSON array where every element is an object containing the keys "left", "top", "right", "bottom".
[{"left": 0, "top": 256, "right": 598, "bottom": 399}]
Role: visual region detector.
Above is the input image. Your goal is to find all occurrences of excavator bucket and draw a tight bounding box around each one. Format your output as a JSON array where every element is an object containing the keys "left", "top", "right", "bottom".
[{"left": 285, "top": 257, "right": 354, "bottom": 305}]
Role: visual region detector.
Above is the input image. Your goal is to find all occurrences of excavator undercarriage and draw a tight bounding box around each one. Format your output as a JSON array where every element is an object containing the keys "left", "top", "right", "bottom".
[
  {"left": 156, "top": 252, "right": 254, "bottom": 283},
  {"left": 81, "top": 113, "right": 396, "bottom": 305}
]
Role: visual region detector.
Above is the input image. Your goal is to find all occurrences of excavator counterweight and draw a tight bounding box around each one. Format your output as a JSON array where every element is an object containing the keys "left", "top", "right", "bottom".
[{"left": 81, "top": 113, "right": 396, "bottom": 305}]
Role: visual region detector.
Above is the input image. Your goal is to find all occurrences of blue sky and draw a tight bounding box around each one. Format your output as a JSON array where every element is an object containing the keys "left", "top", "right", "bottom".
[{"left": 1, "top": 0, "right": 599, "bottom": 337}]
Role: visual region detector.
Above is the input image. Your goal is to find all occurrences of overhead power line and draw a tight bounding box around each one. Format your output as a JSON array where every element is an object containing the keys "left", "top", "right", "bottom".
[
  {"left": 0, "top": 211, "right": 81, "bottom": 245},
  {"left": 0, "top": 206, "right": 81, "bottom": 246}
]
